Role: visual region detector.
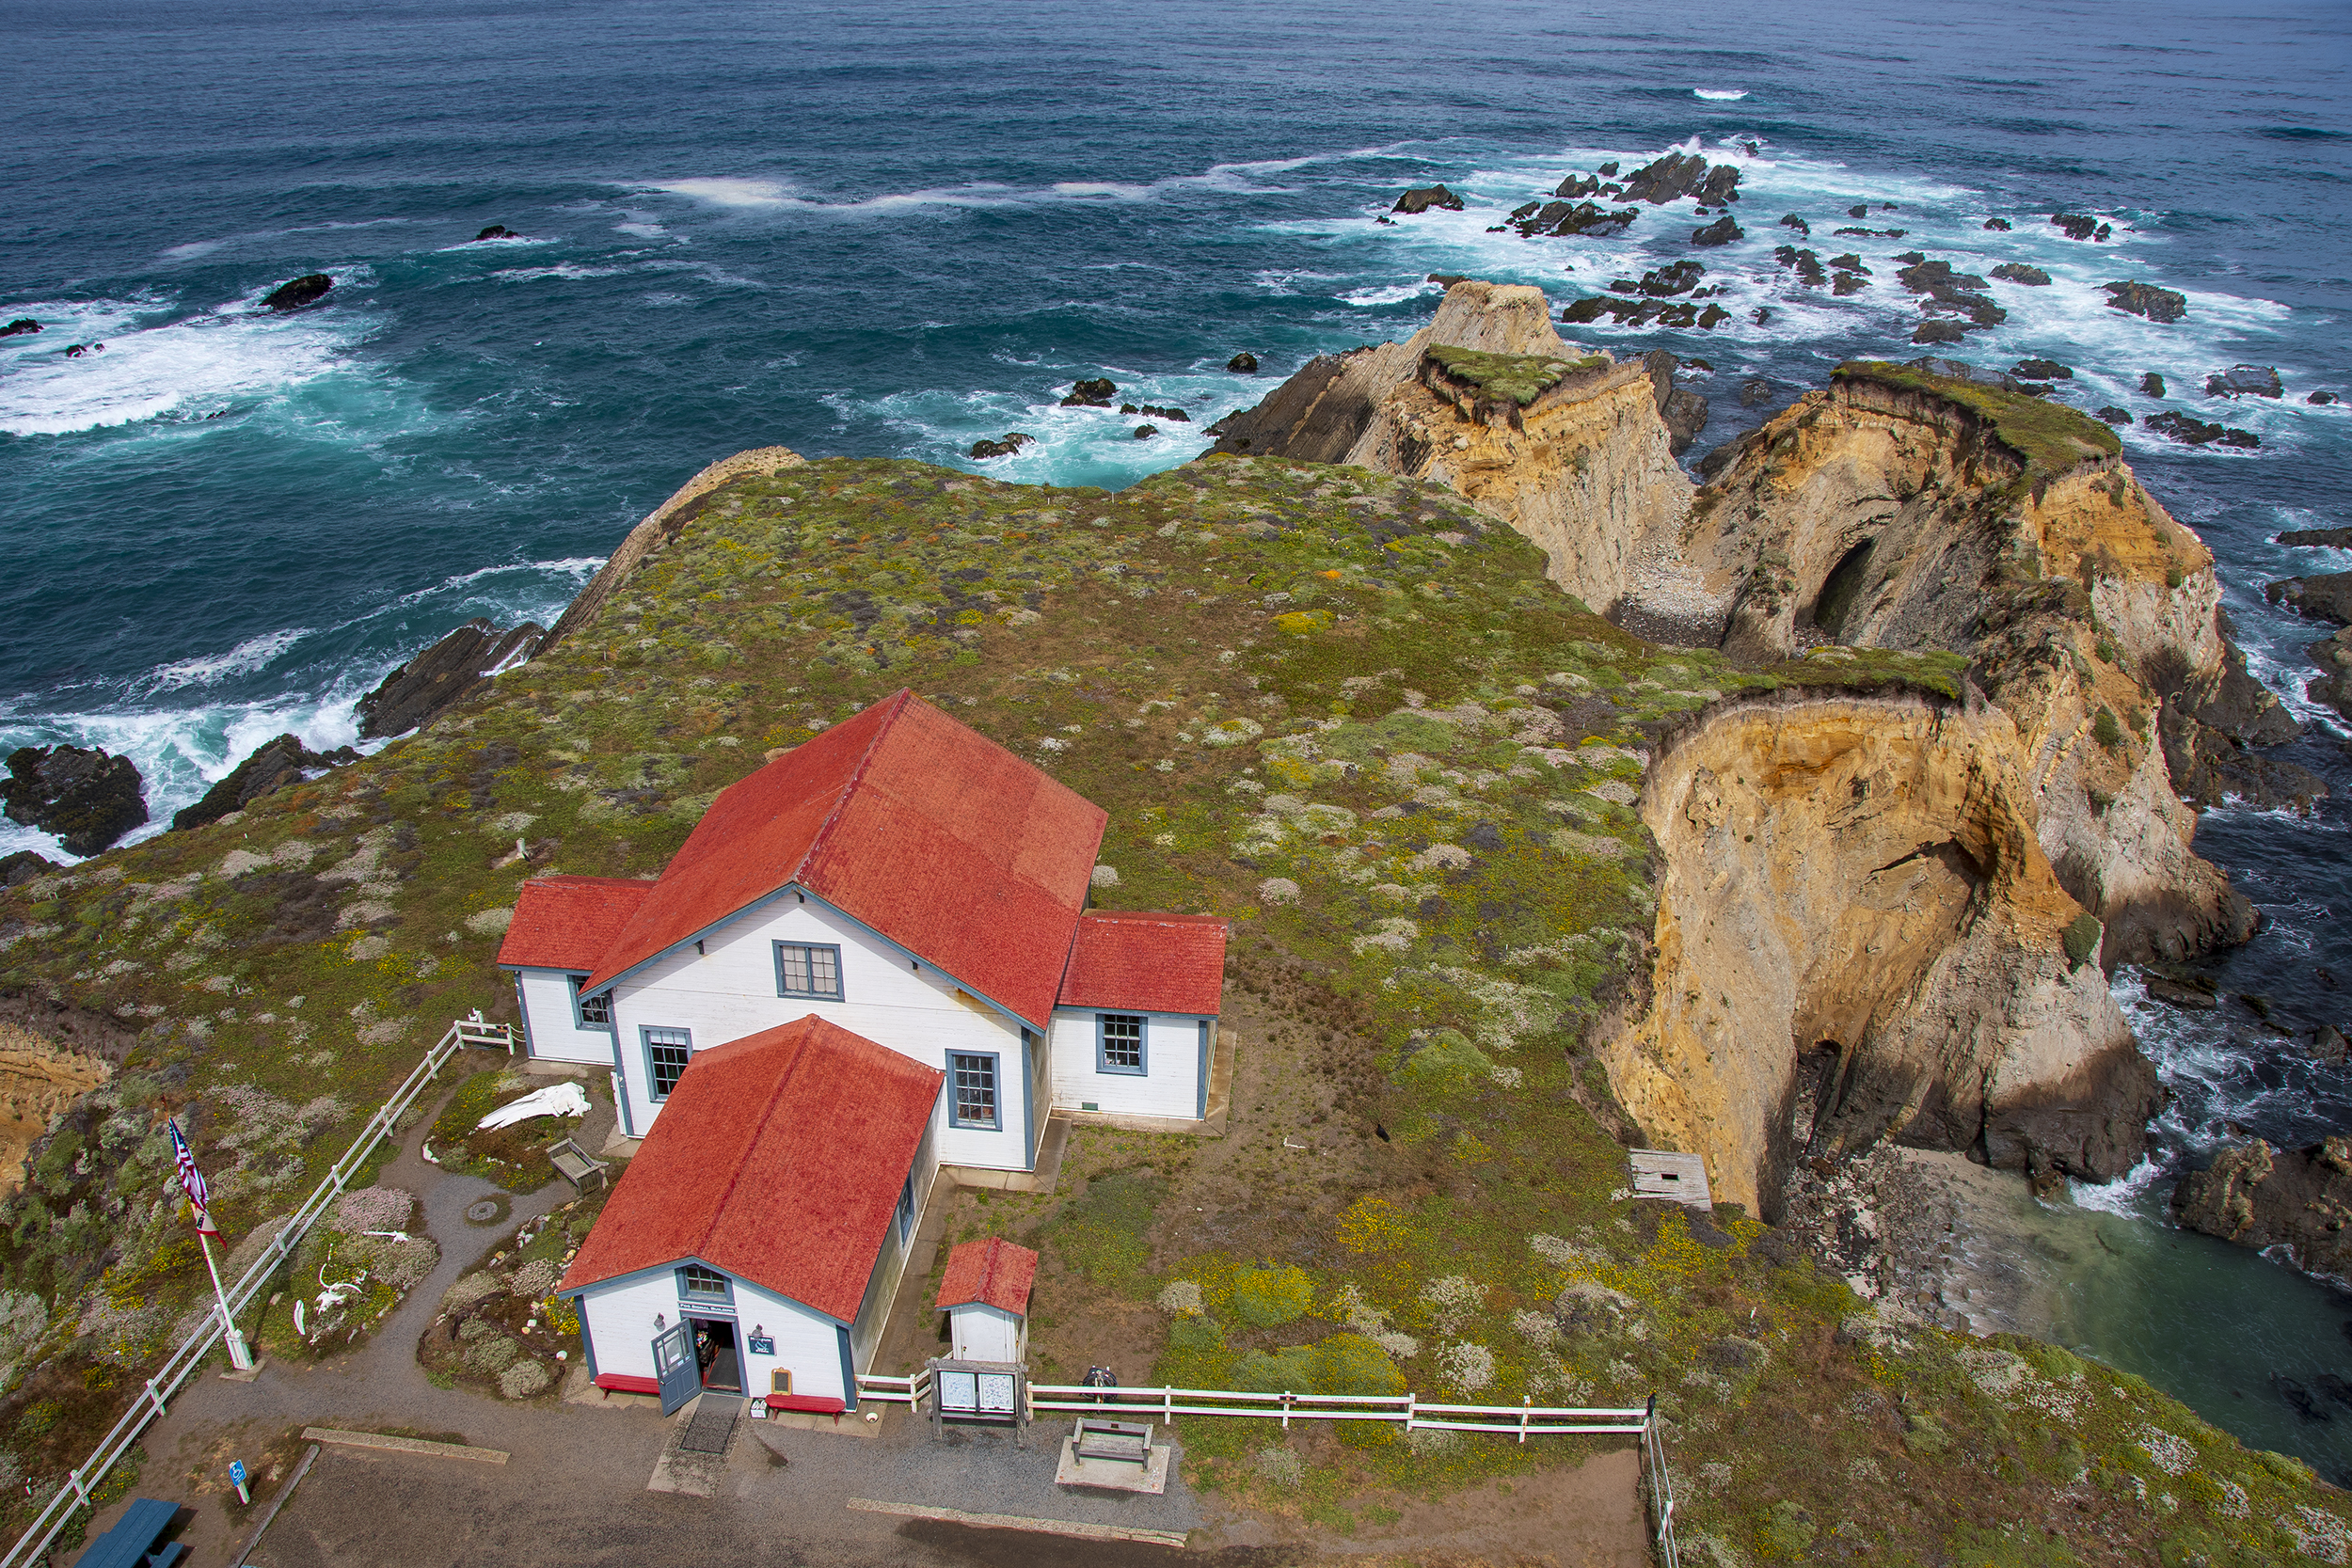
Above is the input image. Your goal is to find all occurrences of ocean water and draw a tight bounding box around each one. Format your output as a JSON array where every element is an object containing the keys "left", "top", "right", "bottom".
[{"left": 4, "top": 0, "right": 2349, "bottom": 1464}]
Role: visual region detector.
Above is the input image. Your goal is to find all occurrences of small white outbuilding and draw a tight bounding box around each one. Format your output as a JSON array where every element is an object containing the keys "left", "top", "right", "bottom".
[{"left": 936, "top": 1237, "right": 1037, "bottom": 1365}]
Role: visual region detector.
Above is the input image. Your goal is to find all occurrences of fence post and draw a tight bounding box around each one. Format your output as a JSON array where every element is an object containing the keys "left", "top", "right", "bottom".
[
  {"left": 1164, "top": 1386, "right": 1172, "bottom": 1423},
  {"left": 1519, "top": 1395, "right": 1531, "bottom": 1444},
  {"left": 145, "top": 1379, "right": 165, "bottom": 1421},
  {"left": 1404, "top": 1393, "right": 1415, "bottom": 1432},
  {"left": 1280, "top": 1392, "right": 1292, "bottom": 1431}
]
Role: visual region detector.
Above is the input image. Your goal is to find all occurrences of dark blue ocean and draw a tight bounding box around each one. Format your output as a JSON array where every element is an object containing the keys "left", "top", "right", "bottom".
[{"left": 4, "top": 0, "right": 2350, "bottom": 1469}]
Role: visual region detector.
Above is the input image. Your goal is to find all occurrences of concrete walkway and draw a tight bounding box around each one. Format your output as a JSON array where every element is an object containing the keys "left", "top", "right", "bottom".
[{"left": 73, "top": 1078, "right": 1213, "bottom": 1568}]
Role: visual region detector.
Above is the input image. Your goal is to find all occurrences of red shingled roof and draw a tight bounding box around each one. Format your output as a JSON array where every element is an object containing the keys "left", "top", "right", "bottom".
[
  {"left": 936, "top": 1237, "right": 1038, "bottom": 1315},
  {"left": 496, "top": 876, "right": 658, "bottom": 972},
  {"left": 1057, "top": 911, "right": 1229, "bottom": 1016},
  {"left": 557, "top": 1016, "right": 941, "bottom": 1321},
  {"left": 580, "top": 690, "right": 1107, "bottom": 1030}
]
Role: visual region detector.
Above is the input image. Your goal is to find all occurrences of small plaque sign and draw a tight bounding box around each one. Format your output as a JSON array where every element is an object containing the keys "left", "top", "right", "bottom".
[
  {"left": 937, "top": 1370, "right": 979, "bottom": 1413},
  {"left": 747, "top": 1334, "right": 775, "bottom": 1356}
]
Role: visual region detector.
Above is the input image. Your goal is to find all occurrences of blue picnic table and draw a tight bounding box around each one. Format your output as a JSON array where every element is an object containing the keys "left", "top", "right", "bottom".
[{"left": 67, "top": 1497, "right": 184, "bottom": 1568}]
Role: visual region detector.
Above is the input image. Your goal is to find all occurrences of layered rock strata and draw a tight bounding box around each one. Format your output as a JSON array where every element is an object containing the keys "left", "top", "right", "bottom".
[
  {"left": 2, "top": 745, "right": 147, "bottom": 856},
  {"left": 356, "top": 618, "right": 545, "bottom": 739},
  {"left": 1676, "top": 362, "right": 2298, "bottom": 962},
  {"left": 1207, "top": 281, "right": 1695, "bottom": 623},
  {"left": 1608, "top": 688, "right": 2156, "bottom": 1216}
]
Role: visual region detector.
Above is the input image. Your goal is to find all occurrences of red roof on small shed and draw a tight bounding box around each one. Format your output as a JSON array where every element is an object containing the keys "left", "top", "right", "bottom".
[
  {"left": 580, "top": 690, "right": 1107, "bottom": 1029},
  {"left": 1057, "top": 911, "right": 1229, "bottom": 1016},
  {"left": 496, "top": 876, "right": 658, "bottom": 973},
  {"left": 556, "top": 1016, "right": 941, "bottom": 1322},
  {"left": 936, "top": 1237, "right": 1038, "bottom": 1315}
]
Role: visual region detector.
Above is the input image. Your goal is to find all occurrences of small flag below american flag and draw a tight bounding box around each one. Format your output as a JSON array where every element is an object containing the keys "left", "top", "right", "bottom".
[{"left": 167, "top": 1118, "right": 221, "bottom": 1238}]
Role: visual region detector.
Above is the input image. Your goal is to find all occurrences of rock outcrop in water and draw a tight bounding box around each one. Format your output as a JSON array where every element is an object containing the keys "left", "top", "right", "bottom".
[
  {"left": 357, "top": 619, "right": 545, "bottom": 738},
  {"left": 261, "top": 273, "right": 333, "bottom": 311},
  {"left": 170, "top": 733, "right": 360, "bottom": 832},
  {"left": 2174, "top": 1138, "right": 2352, "bottom": 1282},
  {"left": 1, "top": 746, "right": 147, "bottom": 856}
]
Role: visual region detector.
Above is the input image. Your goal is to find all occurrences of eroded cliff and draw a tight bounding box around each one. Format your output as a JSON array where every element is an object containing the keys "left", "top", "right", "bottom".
[
  {"left": 1682, "top": 363, "right": 2296, "bottom": 964},
  {"left": 1209, "top": 281, "right": 1695, "bottom": 617},
  {"left": 1611, "top": 687, "right": 2157, "bottom": 1217}
]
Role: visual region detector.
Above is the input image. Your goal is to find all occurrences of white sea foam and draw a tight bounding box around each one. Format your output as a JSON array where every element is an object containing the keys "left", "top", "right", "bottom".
[
  {"left": 139, "top": 628, "right": 313, "bottom": 693},
  {"left": 1694, "top": 88, "right": 1749, "bottom": 101},
  {"left": 159, "top": 216, "right": 413, "bottom": 263},
  {"left": 0, "top": 287, "right": 373, "bottom": 437},
  {"left": 654, "top": 177, "right": 797, "bottom": 207},
  {"left": 1341, "top": 281, "right": 1440, "bottom": 307}
]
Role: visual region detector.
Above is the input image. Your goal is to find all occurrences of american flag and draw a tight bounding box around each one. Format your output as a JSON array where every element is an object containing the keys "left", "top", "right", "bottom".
[{"left": 167, "top": 1118, "right": 221, "bottom": 1238}]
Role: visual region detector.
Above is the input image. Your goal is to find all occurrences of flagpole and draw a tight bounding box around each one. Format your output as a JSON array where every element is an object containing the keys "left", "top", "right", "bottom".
[{"left": 196, "top": 1222, "right": 253, "bottom": 1371}]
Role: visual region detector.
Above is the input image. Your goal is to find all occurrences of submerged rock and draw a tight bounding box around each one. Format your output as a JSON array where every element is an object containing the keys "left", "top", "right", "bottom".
[
  {"left": 2051, "top": 214, "right": 2107, "bottom": 241},
  {"left": 2140, "top": 371, "right": 2167, "bottom": 398},
  {"left": 2313, "top": 628, "right": 2352, "bottom": 725},
  {"left": 2011, "top": 358, "right": 2073, "bottom": 380},
  {"left": 474, "top": 224, "right": 518, "bottom": 240},
  {"left": 2280, "top": 527, "right": 2352, "bottom": 548},
  {"left": 261, "top": 273, "right": 334, "bottom": 311},
  {"left": 2144, "top": 411, "right": 2258, "bottom": 448},
  {"left": 1689, "top": 215, "right": 1742, "bottom": 246},
  {"left": 1619, "top": 151, "right": 1713, "bottom": 204},
  {"left": 2311, "top": 390, "right": 2340, "bottom": 405},
  {"left": 0, "top": 319, "right": 39, "bottom": 339},
  {"left": 1391, "top": 185, "right": 1463, "bottom": 214},
  {"left": 2206, "top": 364, "right": 2284, "bottom": 399},
  {"left": 2266, "top": 572, "right": 2352, "bottom": 625},
  {"left": 1983, "top": 217, "right": 2013, "bottom": 230},
  {"left": 2095, "top": 406, "right": 2132, "bottom": 424},
  {"left": 1740, "top": 378, "right": 1774, "bottom": 407},
  {"left": 171, "top": 734, "right": 360, "bottom": 832},
  {"left": 2144, "top": 974, "right": 2220, "bottom": 1011},
  {"left": 1553, "top": 173, "right": 1599, "bottom": 199},
  {"left": 357, "top": 618, "right": 545, "bottom": 739},
  {"left": 1912, "top": 321, "right": 1966, "bottom": 345},
  {"left": 1133, "top": 424, "right": 1158, "bottom": 439},
  {"left": 1226, "top": 352, "right": 1259, "bottom": 373},
  {"left": 2174, "top": 1137, "right": 2352, "bottom": 1281},
  {"left": 1989, "top": 263, "right": 2050, "bottom": 286},
  {"left": 968, "top": 433, "right": 1035, "bottom": 459},
  {"left": 1778, "top": 213, "right": 1810, "bottom": 236},
  {"left": 2, "top": 745, "right": 148, "bottom": 856},
  {"left": 2105, "top": 281, "right": 2186, "bottom": 324},
  {"left": 1060, "top": 378, "right": 1117, "bottom": 407}
]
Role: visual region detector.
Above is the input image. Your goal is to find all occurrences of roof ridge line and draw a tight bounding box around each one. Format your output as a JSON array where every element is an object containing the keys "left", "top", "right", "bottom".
[{"left": 794, "top": 688, "right": 916, "bottom": 886}]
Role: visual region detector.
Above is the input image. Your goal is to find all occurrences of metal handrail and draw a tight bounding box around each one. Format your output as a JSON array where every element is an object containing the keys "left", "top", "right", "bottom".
[
  {"left": 1643, "top": 1393, "right": 1681, "bottom": 1568},
  {"left": 0, "top": 1018, "right": 505, "bottom": 1568}
]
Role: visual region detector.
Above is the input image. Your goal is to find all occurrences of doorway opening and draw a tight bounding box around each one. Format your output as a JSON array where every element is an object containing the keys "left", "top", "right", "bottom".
[{"left": 691, "top": 1318, "right": 741, "bottom": 1392}]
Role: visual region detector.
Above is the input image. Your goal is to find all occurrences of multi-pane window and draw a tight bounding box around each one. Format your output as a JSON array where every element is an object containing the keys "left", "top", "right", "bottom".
[
  {"left": 680, "top": 1263, "right": 729, "bottom": 1301},
  {"left": 950, "top": 1053, "right": 998, "bottom": 1129},
  {"left": 646, "top": 1027, "right": 691, "bottom": 1098},
  {"left": 1099, "top": 1013, "right": 1145, "bottom": 1074},
  {"left": 897, "top": 1171, "right": 916, "bottom": 1241},
  {"left": 775, "top": 942, "right": 844, "bottom": 999},
  {"left": 571, "top": 976, "right": 612, "bottom": 1027}
]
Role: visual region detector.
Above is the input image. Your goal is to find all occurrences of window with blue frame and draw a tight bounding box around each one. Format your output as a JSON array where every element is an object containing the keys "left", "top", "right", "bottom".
[
  {"left": 679, "top": 1263, "right": 731, "bottom": 1303},
  {"left": 644, "top": 1027, "right": 691, "bottom": 1098},
  {"left": 774, "top": 942, "right": 844, "bottom": 1000},
  {"left": 570, "top": 976, "right": 612, "bottom": 1028},
  {"left": 949, "top": 1052, "right": 999, "bottom": 1129},
  {"left": 896, "top": 1171, "right": 916, "bottom": 1241},
  {"left": 1097, "top": 1013, "right": 1146, "bottom": 1075}
]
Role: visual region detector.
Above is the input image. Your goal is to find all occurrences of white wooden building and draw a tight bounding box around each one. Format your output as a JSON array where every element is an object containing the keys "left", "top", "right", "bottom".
[
  {"left": 936, "top": 1237, "right": 1037, "bottom": 1364},
  {"left": 555, "top": 1015, "right": 939, "bottom": 1415},
  {"left": 497, "top": 689, "right": 1228, "bottom": 1177}
]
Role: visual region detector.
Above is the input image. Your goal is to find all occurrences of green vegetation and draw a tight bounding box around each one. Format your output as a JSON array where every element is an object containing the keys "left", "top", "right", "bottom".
[
  {"left": 0, "top": 450, "right": 2338, "bottom": 1562},
  {"left": 1835, "top": 359, "right": 2123, "bottom": 482},
  {"left": 2064, "top": 912, "right": 2104, "bottom": 970},
  {"left": 1424, "top": 345, "right": 1605, "bottom": 405}
]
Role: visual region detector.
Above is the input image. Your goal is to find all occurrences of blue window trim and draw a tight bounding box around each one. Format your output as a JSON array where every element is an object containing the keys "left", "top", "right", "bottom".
[
  {"left": 772, "top": 941, "right": 846, "bottom": 1001},
  {"left": 948, "top": 1050, "right": 1001, "bottom": 1131},
  {"left": 677, "top": 1262, "right": 735, "bottom": 1313},
  {"left": 643, "top": 1025, "right": 693, "bottom": 1101},
  {"left": 1095, "top": 1012, "right": 1148, "bottom": 1076},
  {"left": 570, "top": 974, "right": 615, "bottom": 1031},
  {"left": 896, "top": 1171, "right": 916, "bottom": 1242}
]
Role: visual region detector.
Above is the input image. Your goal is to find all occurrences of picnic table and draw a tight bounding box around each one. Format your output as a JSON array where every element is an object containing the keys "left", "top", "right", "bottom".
[{"left": 69, "top": 1497, "right": 184, "bottom": 1568}]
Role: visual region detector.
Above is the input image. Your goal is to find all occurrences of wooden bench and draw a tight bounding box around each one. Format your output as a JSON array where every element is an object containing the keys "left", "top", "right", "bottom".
[
  {"left": 766, "top": 1393, "right": 847, "bottom": 1417},
  {"left": 547, "top": 1137, "right": 610, "bottom": 1194},
  {"left": 1071, "top": 1418, "right": 1152, "bottom": 1465},
  {"left": 594, "top": 1373, "right": 660, "bottom": 1396},
  {"left": 70, "top": 1497, "right": 183, "bottom": 1568}
]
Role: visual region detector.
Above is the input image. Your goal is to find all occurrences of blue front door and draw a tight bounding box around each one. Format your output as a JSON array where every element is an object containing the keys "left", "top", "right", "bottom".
[{"left": 652, "top": 1323, "right": 699, "bottom": 1415}]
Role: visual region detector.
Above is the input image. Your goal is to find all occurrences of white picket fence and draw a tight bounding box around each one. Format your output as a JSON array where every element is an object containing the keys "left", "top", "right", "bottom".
[
  {"left": 0, "top": 1016, "right": 510, "bottom": 1568},
  {"left": 858, "top": 1370, "right": 1683, "bottom": 1561}
]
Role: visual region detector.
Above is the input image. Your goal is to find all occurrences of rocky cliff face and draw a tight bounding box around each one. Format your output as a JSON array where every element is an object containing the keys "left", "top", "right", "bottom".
[
  {"left": 1610, "top": 687, "right": 2157, "bottom": 1217},
  {"left": 1683, "top": 364, "right": 2296, "bottom": 965},
  {"left": 1208, "top": 281, "right": 1695, "bottom": 620}
]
